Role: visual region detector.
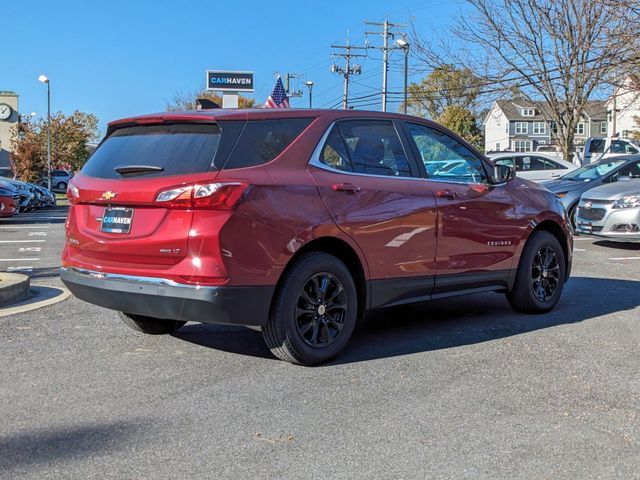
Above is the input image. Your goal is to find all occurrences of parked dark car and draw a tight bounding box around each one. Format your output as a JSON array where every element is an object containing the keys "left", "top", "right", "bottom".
[
  {"left": 33, "top": 184, "right": 56, "bottom": 208},
  {"left": 0, "top": 180, "right": 19, "bottom": 217},
  {"left": 2, "top": 179, "right": 36, "bottom": 212},
  {"left": 543, "top": 155, "right": 640, "bottom": 227},
  {"left": 61, "top": 109, "right": 572, "bottom": 365}
]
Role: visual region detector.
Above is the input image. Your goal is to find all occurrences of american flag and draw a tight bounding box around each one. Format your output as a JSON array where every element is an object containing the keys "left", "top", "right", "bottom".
[{"left": 264, "top": 76, "right": 290, "bottom": 108}]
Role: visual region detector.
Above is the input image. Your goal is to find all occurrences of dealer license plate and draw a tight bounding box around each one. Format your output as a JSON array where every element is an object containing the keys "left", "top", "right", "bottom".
[{"left": 101, "top": 207, "right": 134, "bottom": 234}]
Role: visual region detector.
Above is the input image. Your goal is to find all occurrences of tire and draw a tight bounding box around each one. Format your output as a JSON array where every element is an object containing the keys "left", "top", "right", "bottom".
[
  {"left": 507, "top": 230, "right": 566, "bottom": 314},
  {"left": 56, "top": 182, "right": 67, "bottom": 191},
  {"left": 118, "top": 311, "right": 186, "bottom": 334},
  {"left": 262, "top": 252, "right": 358, "bottom": 365}
]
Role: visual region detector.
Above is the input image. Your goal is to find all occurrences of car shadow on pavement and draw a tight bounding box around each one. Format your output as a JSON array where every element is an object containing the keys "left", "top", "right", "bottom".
[
  {"left": 593, "top": 240, "right": 640, "bottom": 251},
  {"left": 173, "top": 276, "right": 640, "bottom": 365},
  {"left": 0, "top": 421, "right": 144, "bottom": 473}
]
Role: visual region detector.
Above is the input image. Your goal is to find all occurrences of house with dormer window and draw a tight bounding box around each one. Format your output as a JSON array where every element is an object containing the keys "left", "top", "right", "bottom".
[{"left": 483, "top": 100, "right": 608, "bottom": 153}]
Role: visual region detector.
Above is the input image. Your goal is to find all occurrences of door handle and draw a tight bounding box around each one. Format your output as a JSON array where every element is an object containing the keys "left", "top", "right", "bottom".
[
  {"left": 332, "top": 183, "right": 361, "bottom": 194},
  {"left": 551, "top": 173, "right": 561, "bottom": 177},
  {"left": 436, "top": 189, "right": 458, "bottom": 200}
]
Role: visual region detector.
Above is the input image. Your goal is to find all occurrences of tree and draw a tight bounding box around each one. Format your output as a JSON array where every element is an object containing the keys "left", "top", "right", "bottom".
[
  {"left": 437, "top": 105, "right": 483, "bottom": 148},
  {"left": 403, "top": 65, "right": 481, "bottom": 119},
  {"left": 412, "top": 0, "right": 640, "bottom": 161},
  {"left": 11, "top": 111, "right": 99, "bottom": 182},
  {"left": 166, "top": 88, "right": 256, "bottom": 111}
]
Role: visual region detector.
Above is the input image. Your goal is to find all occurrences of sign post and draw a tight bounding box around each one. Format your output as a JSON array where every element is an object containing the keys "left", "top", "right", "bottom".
[{"left": 205, "top": 70, "right": 254, "bottom": 109}]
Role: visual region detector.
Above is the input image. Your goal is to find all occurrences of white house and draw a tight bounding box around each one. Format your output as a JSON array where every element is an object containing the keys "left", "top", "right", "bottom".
[
  {"left": 483, "top": 99, "right": 607, "bottom": 153},
  {"left": 607, "top": 75, "right": 640, "bottom": 138}
]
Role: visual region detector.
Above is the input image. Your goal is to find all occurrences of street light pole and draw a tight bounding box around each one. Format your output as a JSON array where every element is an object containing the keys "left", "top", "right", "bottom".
[
  {"left": 38, "top": 75, "right": 51, "bottom": 190},
  {"left": 402, "top": 46, "right": 408, "bottom": 114},
  {"left": 305, "top": 81, "right": 314, "bottom": 108},
  {"left": 395, "top": 38, "right": 410, "bottom": 115}
]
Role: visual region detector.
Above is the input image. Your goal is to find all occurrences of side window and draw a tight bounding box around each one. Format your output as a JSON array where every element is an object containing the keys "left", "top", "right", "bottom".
[
  {"left": 224, "top": 118, "right": 312, "bottom": 169},
  {"left": 319, "top": 126, "right": 352, "bottom": 172},
  {"left": 336, "top": 120, "right": 412, "bottom": 177},
  {"left": 608, "top": 140, "right": 638, "bottom": 154},
  {"left": 612, "top": 161, "right": 640, "bottom": 181},
  {"left": 588, "top": 139, "right": 605, "bottom": 154},
  {"left": 406, "top": 123, "right": 488, "bottom": 183},
  {"left": 494, "top": 157, "right": 515, "bottom": 169},
  {"left": 518, "top": 156, "right": 548, "bottom": 171},
  {"left": 546, "top": 159, "right": 568, "bottom": 170}
]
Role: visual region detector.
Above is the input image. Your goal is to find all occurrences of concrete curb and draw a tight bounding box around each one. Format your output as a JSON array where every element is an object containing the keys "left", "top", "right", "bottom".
[
  {"left": 0, "top": 273, "right": 30, "bottom": 306},
  {"left": 0, "top": 285, "right": 71, "bottom": 317}
]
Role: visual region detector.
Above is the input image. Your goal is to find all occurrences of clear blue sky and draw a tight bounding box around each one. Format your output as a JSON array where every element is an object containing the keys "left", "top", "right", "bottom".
[{"left": 3, "top": 0, "right": 463, "bottom": 135}]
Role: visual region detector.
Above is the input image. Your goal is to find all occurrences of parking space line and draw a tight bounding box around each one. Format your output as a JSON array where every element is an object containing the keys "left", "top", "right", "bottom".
[
  {"left": 609, "top": 256, "right": 640, "bottom": 260},
  {"left": 573, "top": 248, "right": 587, "bottom": 252},
  {"left": 0, "top": 240, "right": 46, "bottom": 243},
  {"left": 19, "top": 247, "right": 42, "bottom": 252},
  {"left": 574, "top": 237, "right": 594, "bottom": 241},
  {"left": 0, "top": 258, "right": 40, "bottom": 261},
  {"left": 28, "top": 232, "right": 48, "bottom": 237},
  {"left": 0, "top": 226, "right": 51, "bottom": 229},
  {"left": 6, "top": 266, "right": 34, "bottom": 272}
]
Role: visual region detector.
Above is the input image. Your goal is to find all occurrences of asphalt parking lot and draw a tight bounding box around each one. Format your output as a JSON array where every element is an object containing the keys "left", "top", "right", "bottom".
[{"left": 1, "top": 211, "right": 639, "bottom": 479}]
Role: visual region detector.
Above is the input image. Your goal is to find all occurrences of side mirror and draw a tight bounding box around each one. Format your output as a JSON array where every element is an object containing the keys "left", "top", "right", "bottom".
[{"left": 493, "top": 164, "right": 516, "bottom": 183}]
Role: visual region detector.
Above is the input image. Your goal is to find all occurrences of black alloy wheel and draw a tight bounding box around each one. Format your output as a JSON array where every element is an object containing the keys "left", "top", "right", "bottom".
[
  {"left": 262, "top": 252, "right": 358, "bottom": 365},
  {"left": 507, "top": 230, "right": 566, "bottom": 314},
  {"left": 530, "top": 246, "right": 560, "bottom": 302},
  {"left": 295, "top": 272, "right": 348, "bottom": 348}
]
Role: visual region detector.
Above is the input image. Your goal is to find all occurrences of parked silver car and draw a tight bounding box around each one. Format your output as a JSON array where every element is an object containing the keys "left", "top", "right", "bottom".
[{"left": 575, "top": 179, "right": 640, "bottom": 242}]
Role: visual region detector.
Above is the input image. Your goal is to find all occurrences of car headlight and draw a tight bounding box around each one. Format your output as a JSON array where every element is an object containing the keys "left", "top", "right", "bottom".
[{"left": 612, "top": 195, "right": 640, "bottom": 209}]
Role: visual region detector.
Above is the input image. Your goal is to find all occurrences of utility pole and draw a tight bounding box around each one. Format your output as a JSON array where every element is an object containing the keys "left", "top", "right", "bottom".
[
  {"left": 365, "top": 18, "right": 407, "bottom": 112},
  {"left": 284, "top": 73, "right": 304, "bottom": 98},
  {"left": 330, "top": 43, "right": 366, "bottom": 109}
]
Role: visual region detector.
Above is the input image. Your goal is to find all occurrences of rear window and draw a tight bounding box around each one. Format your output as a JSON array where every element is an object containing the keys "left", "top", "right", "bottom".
[
  {"left": 82, "top": 124, "right": 222, "bottom": 179},
  {"left": 221, "top": 118, "right": 312, "bottom": 169}
]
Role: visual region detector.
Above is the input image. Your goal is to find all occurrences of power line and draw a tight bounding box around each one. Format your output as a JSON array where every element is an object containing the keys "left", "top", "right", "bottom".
[
  {"left": 364, "top": 18, "right": 408, "bottom": 112},
  {"left": 330, "top": 43, "right": 368, "bottom": 109}
]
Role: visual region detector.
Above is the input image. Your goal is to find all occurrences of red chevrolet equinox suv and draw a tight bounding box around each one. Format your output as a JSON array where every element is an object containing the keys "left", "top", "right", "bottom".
[{"left": 61, "top": 109, "right": 572, "bottom": 365}]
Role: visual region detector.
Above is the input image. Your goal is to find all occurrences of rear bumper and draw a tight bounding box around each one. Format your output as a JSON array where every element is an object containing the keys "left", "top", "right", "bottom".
[{"left": 60, "top": 267, "right": 274, "bottom": 326}]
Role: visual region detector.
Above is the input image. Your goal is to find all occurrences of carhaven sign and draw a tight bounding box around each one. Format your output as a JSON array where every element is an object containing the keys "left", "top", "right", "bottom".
[{"left": 206, "top": 70, "right": 254, "bottom": 92}]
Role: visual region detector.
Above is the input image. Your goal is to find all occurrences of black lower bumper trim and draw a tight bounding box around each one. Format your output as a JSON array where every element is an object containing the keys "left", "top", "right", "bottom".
[{"left": 61, "top": 268, "right": 274, "bottom": 326}]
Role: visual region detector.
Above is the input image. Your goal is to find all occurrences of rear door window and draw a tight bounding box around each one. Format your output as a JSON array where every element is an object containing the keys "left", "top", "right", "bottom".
[
  {"left": 337, "top": 120, "right": 413, "bottom": 177},
  {"left": 319, "top": 126, "right": 352, "bottom": 172},
  {"left": 82, "top": 124, "right": 222, "bottom": 179},
  {"left": 222, "top": 118, "right": 312, "bottom": 169},
  {"left": 517, "top": 156, "right": 548, "bottom": 171}
]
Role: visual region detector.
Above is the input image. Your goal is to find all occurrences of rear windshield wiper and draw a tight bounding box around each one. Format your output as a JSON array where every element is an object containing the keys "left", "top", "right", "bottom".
[{"left": 114, "top": 165, "right": 164, "bottom": 176}]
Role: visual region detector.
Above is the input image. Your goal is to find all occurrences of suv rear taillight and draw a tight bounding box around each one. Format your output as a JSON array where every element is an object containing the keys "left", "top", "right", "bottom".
[
  {"left": 67, "top": 181, "right": 79, "bottom": 205},
  {"left": 155, "top": 182, "right": 249, "bottom": 209}
]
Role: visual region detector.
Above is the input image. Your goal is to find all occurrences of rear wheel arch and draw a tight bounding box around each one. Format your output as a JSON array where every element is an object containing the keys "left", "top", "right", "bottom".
[{"left": 273, "top": 237, "right": 367, "bottom": 320}]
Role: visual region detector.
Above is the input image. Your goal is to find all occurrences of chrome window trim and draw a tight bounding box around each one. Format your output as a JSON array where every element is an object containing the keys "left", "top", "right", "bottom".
[
  {"left": 308, "top": 119, "right": 500, "bottom": 187},
  {"left": 61, "top": 266, "right": 219, "bottom": 291}
]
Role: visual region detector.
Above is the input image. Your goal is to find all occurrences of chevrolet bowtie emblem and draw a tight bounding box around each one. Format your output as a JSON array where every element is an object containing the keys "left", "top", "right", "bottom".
[
  {"left": 101, "top": 191, "right": 117, "bottom": 200},
  {"left": 584, "top": 201, "right": 592, "bottom": 209}
]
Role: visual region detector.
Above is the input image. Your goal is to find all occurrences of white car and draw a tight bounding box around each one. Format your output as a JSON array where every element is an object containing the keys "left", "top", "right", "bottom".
[{"left": 487, "top": 152, "right": 577, "bottom": 182}]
